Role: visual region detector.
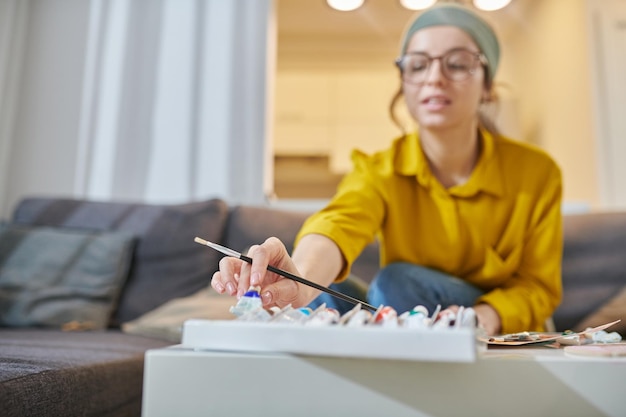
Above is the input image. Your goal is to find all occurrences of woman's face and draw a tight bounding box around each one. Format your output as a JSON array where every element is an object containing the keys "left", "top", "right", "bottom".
[{"left": 402, "top": 26, "right": 487, "bottom": 132}]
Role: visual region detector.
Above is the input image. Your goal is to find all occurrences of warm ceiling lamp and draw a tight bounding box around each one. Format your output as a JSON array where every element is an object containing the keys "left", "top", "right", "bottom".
[
  {"left": 400, "top": 0, "right": 437, "bottom": 10},
  {"left": 326, "top": 0, "right": 365, "bottom": 12},
  {"left": 472, "top": 0, "right": 512, "bottom": 11},
  {"left": 398, "top": 0, "right": 512, "bottom": 12}
]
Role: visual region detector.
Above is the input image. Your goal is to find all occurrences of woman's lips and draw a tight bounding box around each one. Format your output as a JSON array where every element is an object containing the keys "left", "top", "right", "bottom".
[{"left": 421, "top": 96, "right": 451, "bottom": 111}]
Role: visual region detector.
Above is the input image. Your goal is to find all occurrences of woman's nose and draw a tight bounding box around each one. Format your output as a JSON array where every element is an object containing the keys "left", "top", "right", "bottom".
[{"left": 424, "top": 59, "right": 446, "bottom": 85}]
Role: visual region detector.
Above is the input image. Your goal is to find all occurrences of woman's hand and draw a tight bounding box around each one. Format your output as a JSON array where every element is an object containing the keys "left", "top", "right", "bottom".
[
  {"left": 210, "top": 237, "right": 315, "bottom": 309},
  {"left": 472, "top": 303, "right": 501, "bottom": 336},
  {"left": 445, "top": 303, "right": 501, "bottom": 336}
]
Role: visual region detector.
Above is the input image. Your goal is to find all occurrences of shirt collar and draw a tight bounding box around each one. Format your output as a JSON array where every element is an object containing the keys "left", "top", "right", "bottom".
[{"left": 395, "top": 128, "right": 504, "bottom": 198}]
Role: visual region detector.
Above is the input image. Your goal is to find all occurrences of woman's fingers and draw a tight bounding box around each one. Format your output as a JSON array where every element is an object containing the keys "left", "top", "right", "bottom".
[
  {"left": 237, "top": 257, "right": 253, "bottom": 298},
  {"left": 214, "top": 237, "right": 305, "bottom": 306},
  {"left": 211, "top": 256, "right": 245, "bottom": 296},
  {"left": 245, "top": 243, "right": 267, "bottom": 288},
  {"left": 210, "top": 271, "right": 225, "bottom": 293},
  {"left": 259, "top": 278, "right": 300, "bottom": 309},
  {"left": 245, "top": 237, "right": 293, "bottom": 287}
]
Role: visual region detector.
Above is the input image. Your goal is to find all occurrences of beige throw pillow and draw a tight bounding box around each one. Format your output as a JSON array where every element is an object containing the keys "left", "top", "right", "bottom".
[{"left": 121, "top": 288, "right": 234, "bottom": 342}]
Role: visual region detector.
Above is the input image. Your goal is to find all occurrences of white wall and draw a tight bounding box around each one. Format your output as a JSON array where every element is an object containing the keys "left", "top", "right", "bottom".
[
  {"left": 274, "top": 0, "right": 614, "bottom": 210},
  {"left": 587, "top": 0, "right": 626, "bottom": 209},
  {"left": 0, "top": 0, "right": 90, "bottom": 216},
  {"left": 0, "top": 0, "right": 28, "bottom": 213},
  {"left": 505, "top": 0, "right": 599, "bottom": 209}
]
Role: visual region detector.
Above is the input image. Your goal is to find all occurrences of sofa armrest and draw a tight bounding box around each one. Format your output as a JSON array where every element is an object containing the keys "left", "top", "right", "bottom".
[{"left": 553, "top": 211, "right": 626, "bottom": 333}]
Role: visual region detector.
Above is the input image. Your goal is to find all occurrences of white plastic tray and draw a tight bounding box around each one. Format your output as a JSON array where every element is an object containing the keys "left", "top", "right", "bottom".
[{"left": 181, "top": 319, "right": 478, "bottom": 362}]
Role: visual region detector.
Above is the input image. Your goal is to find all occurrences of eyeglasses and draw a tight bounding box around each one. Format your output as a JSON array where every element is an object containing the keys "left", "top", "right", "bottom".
[{"left": 395, "top": 48, "right": 488, "bottom": 84}]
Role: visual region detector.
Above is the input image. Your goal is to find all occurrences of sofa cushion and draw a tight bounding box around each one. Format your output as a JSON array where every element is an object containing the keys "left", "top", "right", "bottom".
[
  {"left": 223, "top": 205, "right": 380, "bottom": 283},
  {"left": 224, "top": 205, "right": 310, "bottom": 254},
  {"left": 0, "top": 224, "right": 135, "bottom": 329},
  {"left": 11, "top": 198, "right": 230, "bottom": 326},
  {"left": 553, "top": 211, "right": 626, "bottom": 331},
  {"left": 571, "top": 286, "right": 626, "bottom": 334},
  {"left": 0, "top": 329, "right": 170, "bottom": 417},
  {"left": 121, "top": 287, "right": 234, "bottom": 343}
]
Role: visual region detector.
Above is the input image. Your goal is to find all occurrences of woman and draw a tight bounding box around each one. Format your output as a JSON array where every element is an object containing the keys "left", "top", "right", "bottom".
[{"left": 211, "top": 3, "right": 563, "bottom": 336}]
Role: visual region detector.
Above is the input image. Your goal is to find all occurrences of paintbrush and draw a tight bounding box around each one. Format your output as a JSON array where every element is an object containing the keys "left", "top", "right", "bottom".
[{"left": 194, "top": 237, "right": 377, "bottom": 312}]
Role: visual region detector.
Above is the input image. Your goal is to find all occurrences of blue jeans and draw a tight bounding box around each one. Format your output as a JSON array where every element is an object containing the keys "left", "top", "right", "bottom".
[
  {"left": 308, "top": 262, "right": 484, "bottom": 316},
  {"left": 307, "top": 274, "right": 370, "bottom": 314}
]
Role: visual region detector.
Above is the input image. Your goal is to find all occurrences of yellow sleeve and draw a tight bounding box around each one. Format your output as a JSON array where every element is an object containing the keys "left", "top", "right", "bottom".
[
  {"left": 294, "top": 150, "right": 387, "bottom": 281},
  {"left": 477, "top": 163, "right": 563, "bottom": 333}
]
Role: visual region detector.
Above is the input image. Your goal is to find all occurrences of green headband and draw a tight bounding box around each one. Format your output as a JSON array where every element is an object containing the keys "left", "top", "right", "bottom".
[{"left": 400, "top": 3, "right": 500, "bottom": 83}]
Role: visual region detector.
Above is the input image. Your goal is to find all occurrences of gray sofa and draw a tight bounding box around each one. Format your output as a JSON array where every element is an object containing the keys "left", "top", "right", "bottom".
[{"left": 1, "top": 197, "right": 625, "bottom": 417}]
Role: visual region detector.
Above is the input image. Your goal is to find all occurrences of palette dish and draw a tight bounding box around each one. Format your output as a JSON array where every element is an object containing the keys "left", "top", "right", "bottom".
[{"left": 480, "top": 320, "right": 621, "bottom": 346}]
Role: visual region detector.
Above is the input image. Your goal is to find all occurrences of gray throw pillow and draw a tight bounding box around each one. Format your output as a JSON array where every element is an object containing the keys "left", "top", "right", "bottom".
[
  {"left": 0, "top": 224, "right": 135, "bottom": 329},
  {"left": 11, "top": 198, "right": 230, "bottom": 326}
]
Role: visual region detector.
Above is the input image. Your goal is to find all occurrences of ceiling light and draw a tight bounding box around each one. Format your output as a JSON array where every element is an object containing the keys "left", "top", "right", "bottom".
[
  {"left": 472, "top": 0, "right": 512, "bottom": 11},
  {"left": 400, "top": 0, "right": 437, "bottom": 10},
  {"left": 326, "top": 0, "right": 365, "bottom": 12}
]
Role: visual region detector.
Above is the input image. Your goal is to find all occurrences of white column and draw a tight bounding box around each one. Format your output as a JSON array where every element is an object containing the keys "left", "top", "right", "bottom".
[
  {"left": 0, "top": 0, "right": 29, "bottom": 216},
  {"left": 77, "top": 0, "right": 130, "bottom": 200},
  {"left": 1, "top": 0, "right": 92, "bottom": 217},
  {"left": 195, "top": 0, "right": 275, "bottom": 205},
  {"left": 82, "top": 0, "right": 276, "bottom": 205},
  {"left": 144, "top": 0, "right": 197, "bottom": 202}
]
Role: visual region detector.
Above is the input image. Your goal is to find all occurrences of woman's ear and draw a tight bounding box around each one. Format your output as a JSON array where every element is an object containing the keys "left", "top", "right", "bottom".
[{"left": 481, "top": 86, "right": 494, "bottom": 104}]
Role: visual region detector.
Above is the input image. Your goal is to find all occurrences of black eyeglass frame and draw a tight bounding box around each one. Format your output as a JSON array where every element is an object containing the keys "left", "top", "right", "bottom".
[{"left": 394, "top": 48, "right": 489, "bottom": 84}]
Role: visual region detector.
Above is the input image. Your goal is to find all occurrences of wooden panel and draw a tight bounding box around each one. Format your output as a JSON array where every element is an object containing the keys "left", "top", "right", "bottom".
[{"left": 273, "top": 155, "right": 342, "bottom": 199}]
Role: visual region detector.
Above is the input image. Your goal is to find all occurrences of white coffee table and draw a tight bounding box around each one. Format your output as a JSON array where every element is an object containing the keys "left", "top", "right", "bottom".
[{"left": 142, "top": 344, "right": 626, "bottom": 417}]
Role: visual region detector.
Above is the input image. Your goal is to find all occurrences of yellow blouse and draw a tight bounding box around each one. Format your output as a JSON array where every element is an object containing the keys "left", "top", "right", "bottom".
[{"left": 295, "top": 129, "right": 563, "bottom": 333}]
